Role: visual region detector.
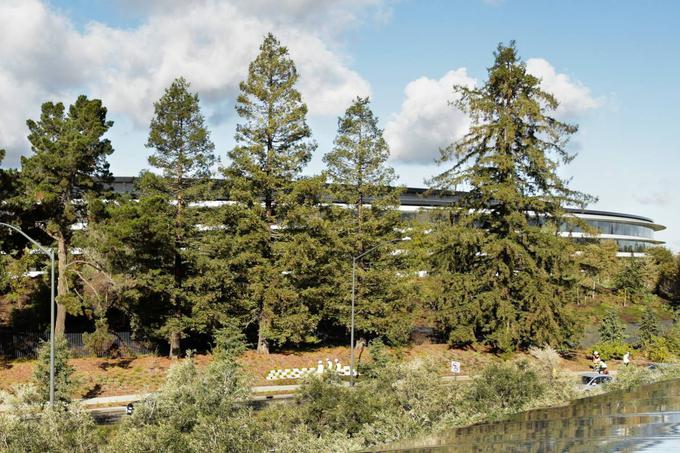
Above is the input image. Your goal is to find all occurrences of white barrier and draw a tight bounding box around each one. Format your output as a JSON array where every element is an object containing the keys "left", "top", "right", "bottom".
[{"left": 265, "top": 359, "right": 357, "bottom": 380}]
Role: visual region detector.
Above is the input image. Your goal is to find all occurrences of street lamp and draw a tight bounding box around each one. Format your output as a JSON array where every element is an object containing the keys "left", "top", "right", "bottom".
[
  {"left": 0, "top": 222, "right": 55, "bottom": 405},
  {"left": 349, "top": 236, "right": 411, "bottom": 385}
]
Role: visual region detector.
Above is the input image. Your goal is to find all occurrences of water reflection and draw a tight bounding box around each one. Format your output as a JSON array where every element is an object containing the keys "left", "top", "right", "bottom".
[{"left": 372, "top": 379, "right": 680, "bottom": 452}]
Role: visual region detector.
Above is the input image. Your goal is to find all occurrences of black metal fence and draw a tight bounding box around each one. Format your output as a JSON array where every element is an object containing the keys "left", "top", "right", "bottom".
[{"left": 0, "top": 330, "right": 151, "bottom": 359}]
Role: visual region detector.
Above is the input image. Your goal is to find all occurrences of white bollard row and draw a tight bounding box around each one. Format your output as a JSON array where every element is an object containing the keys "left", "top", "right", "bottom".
[{"left": 265, "top": 358, "right": 357, "bottom": 380}]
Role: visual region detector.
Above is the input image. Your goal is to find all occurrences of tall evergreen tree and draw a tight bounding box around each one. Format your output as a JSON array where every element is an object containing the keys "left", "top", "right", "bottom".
[
  {"left": 80, "top": 178, "right": 176, "bottom": 349},
  {"left": 639, "top": 305, "right": 660, "bottom": 347},
  {"left": 429, "top": 42, "right": 592, "bottom": 351},
  {"left": 599, "top": 311, "right": 626, "bottom": 343},
  {"left": 322, "top": 97, "right": 415, "bottom": 344},
  {"left": 145, "top": 77, "right": 216, "bottom": 357},
  {"left": 224, "top": 33, "right": 317, "bottom": 354},
  {"left": 20, "top": 96, "right": 113, "bottom": 335}
]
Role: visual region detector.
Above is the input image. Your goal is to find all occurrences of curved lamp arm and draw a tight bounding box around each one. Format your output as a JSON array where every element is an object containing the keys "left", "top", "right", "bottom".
[
  {"left": 354, "top": 236, "right": 412, "bottom": 261},
  {"left": 0, "top": 222, "right": 52, "bottom": 256}
]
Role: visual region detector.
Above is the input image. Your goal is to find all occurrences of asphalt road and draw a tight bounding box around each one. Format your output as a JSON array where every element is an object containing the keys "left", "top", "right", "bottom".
[{"left": 89, "top": 392, "right": 297, "bottom": 425}]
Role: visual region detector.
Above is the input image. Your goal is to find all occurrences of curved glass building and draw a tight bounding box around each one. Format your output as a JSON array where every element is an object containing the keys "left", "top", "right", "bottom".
[
  {"left": 398, "top": 187, "right": 666, "bottom": 256},
  {"left": 108, "top": 178, "right": 666, "bottom": 256},
  {"left": 560, "top": 209, "right": 665, "bottom": 256}
]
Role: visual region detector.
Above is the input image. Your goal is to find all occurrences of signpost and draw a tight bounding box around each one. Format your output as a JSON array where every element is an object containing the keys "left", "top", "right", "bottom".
[{"left": 451, "top": 361, "right": 461, "bottom": 381}]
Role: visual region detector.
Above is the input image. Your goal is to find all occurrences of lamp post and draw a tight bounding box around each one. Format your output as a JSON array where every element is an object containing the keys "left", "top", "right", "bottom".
[
  {"left": 0, "top": 222, "right": 55, "bottom": 405},
  {"left": 349, "top": 236, "right": 411, "bottom": 386}
]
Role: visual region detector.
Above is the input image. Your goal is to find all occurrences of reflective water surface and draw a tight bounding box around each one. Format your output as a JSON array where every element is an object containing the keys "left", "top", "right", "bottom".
[{"left": 372, "top": 378, "right": 680, "bottom": 452}]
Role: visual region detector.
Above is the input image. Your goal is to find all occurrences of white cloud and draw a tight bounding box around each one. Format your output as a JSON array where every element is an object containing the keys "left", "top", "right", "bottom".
[
  {"left": 634, "top": 191, "right": 672, "bottom": 207},
  {"left": 0, "top": 0, "right": 379, "bottom": 165},
  {"left": 384, "top": 69, "right": 475, "bottom": 164},
  {"left": 526, "top": 58, "right": 600, "bottom": 117},
  {"left": 385, "top": 59, "right": 599, "bottom": 164}
]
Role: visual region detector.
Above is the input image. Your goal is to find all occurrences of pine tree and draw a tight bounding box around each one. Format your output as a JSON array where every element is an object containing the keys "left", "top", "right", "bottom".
[
  {"left": 599, "top": 311, "right": 626, "bottom": 343},
  {"left": 429, "top": 42, "right": 592, "bottom": 351},
  {"left": 145, "top": 77, "right": 216, "bottom": 357},
  {"left": 224, "top": 33, "right": 317, "bottom": 354},
  {"left": 81, "top": 180, "right": 177, "bottom": 348},
  {"left": 33, "top": 336, "right": 74, "bottom": 403},
  {"left": 639, "top": 305, "right": 660, "bottom": 347},
  {"left": 322, "top": 97, "right": 415, "bottom": 344},
  {"left": 20, "top": 96, "right": 113, "bottom": 336},
  {"left": 182, "top": 199, "right": 268, "bottom": 342}
]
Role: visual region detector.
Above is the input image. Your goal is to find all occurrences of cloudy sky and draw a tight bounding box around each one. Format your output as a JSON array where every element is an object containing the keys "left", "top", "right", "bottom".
[{"left": 1, "top": 0, "right": 679, "bottom": 249}]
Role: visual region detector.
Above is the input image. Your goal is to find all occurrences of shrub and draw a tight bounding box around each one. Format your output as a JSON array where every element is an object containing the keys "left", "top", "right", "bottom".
[
  {"left": 0, "top": 405, "right": 100, "bottom": 453},
  {"left": 528, "top": 346, "right": 560, "bottom": 382},
  {"left": 212, "top": 324, "right": 247, "bottom": 361},
  {"left": 359, "top": 338, "right": 393, "bottom": 379},
  {"left": 639, "top": 306, "right": 660, "bottom": 347},
  {"left": 32, "top": 336, "right": 75, "bottom": 403},
  {"left": 83, "top": 318, "right": 116, "bottom": 357},
  {"left": 644, "top": 336, "right": 673, "bottom": 363},
  {"left": 591, "top": 340, "right": 628, "bottom": 360},
  {"left": 296, "top": 374, "right": 384, "bottom": 436},
  {"left": 466, "top": 360, "right": 543, "bottom": 416},
  {"left": 599, "top": 311, "right": 626, "bottom": 343},
  {"left": 126, "top": 355, "right": 250, "bottom": 433},
  {"left": 664, "top": 322, "right": 680, "bottom": 355},
  {"left": 105, "top": 423, "right": 189, "bottom": 453},
  {"left": 604, "top": 365, "right": 654, "bottom": 392}
]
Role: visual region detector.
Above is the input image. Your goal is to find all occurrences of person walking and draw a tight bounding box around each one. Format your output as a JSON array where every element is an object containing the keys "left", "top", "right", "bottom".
[{"left": 623, "top": 351, "right": 630, "bottom": 367}]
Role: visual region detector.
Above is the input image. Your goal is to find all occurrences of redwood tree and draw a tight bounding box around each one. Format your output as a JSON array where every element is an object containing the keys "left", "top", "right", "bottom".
[
  {"left": 429, "top": 43, "right": 593, "bottom": 351},
  {"left": 146, "top": 77, "right": 216, "bottom": 357},
  {"left": 224, "top": 33, "right": 316, "bottom": 354}
]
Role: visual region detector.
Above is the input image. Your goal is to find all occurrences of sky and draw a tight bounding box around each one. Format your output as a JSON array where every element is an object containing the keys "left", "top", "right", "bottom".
[{"left": 1, "top": 0, "right": 678, "bottom": 249}]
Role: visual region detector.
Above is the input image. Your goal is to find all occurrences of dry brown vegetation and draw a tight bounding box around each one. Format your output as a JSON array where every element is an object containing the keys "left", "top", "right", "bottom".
[{"left": 0, "top": 343, "right": 604, "bottom": 399}]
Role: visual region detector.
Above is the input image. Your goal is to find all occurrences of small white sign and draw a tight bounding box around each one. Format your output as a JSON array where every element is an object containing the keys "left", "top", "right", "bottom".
[{"left": 450, "top": 361, "right": 461, "bottom": 374}]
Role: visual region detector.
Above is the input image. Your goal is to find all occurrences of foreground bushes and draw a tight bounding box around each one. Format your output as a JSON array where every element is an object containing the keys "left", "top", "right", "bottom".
[
  {"left": 0, "top": 388, "right": 100, "bottom": 453},
  {"left": 102, "top": 347, "right": 575, "bottom": 453},
  {"left": 7, "top": 344, "right": 676, "bottom": 453}
]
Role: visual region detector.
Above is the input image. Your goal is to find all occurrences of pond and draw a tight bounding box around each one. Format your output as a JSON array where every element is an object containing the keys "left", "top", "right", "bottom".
[{"left": 371, "top": 378, "right": 680, "bottom": 452}]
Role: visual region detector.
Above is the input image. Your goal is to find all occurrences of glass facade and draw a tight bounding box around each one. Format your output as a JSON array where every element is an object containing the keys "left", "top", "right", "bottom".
[
  {"left": 616, "top": 240, "right": 653, "bottom": 253},
  {"left": 403, "top": 208, "right": 661, "bottom": 254},
  {"left": 559, "top": 219, "right": 654, "bottom": 239}
]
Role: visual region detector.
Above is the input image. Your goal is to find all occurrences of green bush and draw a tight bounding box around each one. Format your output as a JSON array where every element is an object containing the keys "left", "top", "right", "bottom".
[
  {"left": 664, "top": 322, "right": 680, "bottom": 355},
  {"left": 211, "top": 324, "right": 247, "bottom": 361},
  {"left": 296, "top": 374, "right": 384, "bottom": 436},
  {"left": 644, "top": 336, "right": 673, "bottom": 363},
  {"left": 639, "top": 306, "right": 660, "bottom": 347},
  {"left": 83, "top": 318, "right": 116, "bottom": 357},
  {"left": 0, "top": 406, "right": 100, "bottom": 453},
  {"left": 591, "top": 340, "right": 629, "bottom": 360},
  {"left": 466, "top": 360, "right": 543, "bottom": 416},
  {"left": 32, "top": 336, "right": 75, "bottom": 403},
  {"left": 599, "top": 311, "right": 626, "bottom": 343}
]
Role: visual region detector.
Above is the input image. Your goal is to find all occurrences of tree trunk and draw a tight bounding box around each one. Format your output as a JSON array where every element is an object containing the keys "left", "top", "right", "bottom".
[
  {"left": 169, "top": 331, "right": 181, "bottom": 359},
  {"left": 355, "top": 338, "right": 366, "bottom": 367},
  {"left": 257, "top": 312, "right": 270, "bottom": 354},
  {"left": 55, "top": 236, "right": 68, "bottom": 337},
  {"left": 257, "top": 329, "right": 269, "bottom": 354}
]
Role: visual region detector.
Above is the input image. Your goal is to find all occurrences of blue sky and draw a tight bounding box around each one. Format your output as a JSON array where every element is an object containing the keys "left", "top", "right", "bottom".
[{"left": 1, "top": 0, "right": 679, "bottom": 249}]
